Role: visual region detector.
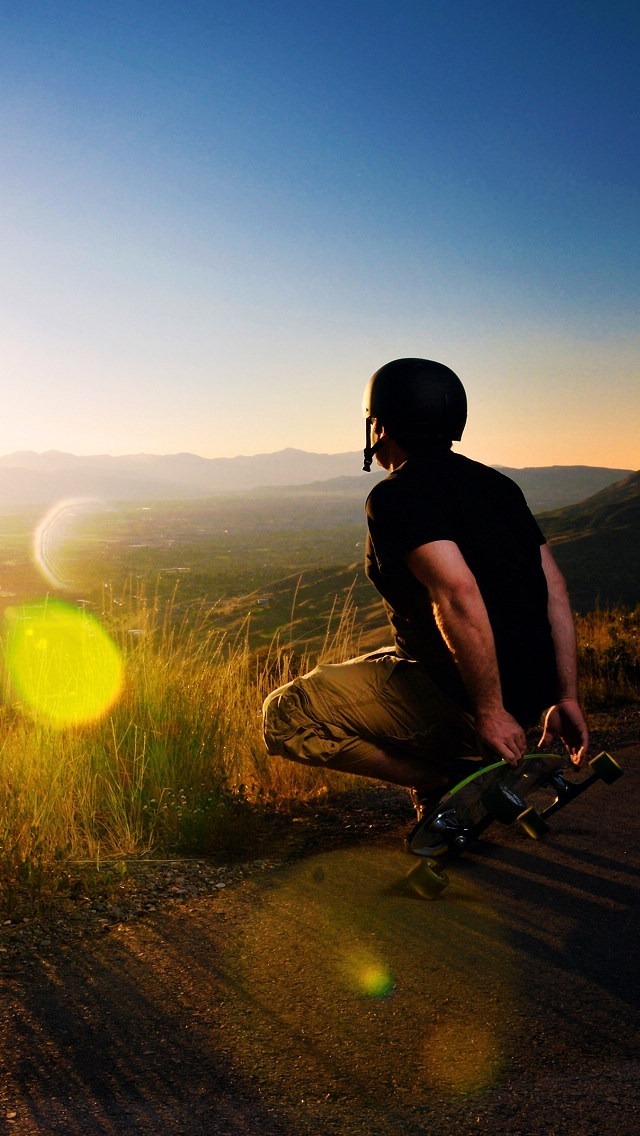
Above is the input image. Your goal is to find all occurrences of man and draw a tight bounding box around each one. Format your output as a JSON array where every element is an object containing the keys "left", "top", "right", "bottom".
[{"left": 263, "top": 358, "right": 588, "bottom": 819}]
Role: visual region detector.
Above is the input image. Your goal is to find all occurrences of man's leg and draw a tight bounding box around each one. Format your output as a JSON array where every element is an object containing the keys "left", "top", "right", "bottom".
[
  {"left": 301, "top": 740, "right": 450, "bottom": 794},
  {"left": 263, "top": 650, "right": 478, "bottom": 794}
]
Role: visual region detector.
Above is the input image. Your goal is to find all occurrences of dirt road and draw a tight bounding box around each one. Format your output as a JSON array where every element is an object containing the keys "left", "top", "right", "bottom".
[{"left": 1, "top": 745, "right": 639, "bottom": 1136}]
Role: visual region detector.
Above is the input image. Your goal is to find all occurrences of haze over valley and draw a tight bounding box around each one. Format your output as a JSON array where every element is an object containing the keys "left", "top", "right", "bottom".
[
  {"left": 0, "top": 448, "right": 633, "bottom": 513},
  {"left": 0, "top": 453, "right": 638, "bottom": 654}
]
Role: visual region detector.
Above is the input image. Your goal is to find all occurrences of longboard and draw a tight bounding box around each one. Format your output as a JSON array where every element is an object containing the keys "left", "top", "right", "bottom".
[{"left": 405, "top": 750, "right": 623, "bottom": 898}]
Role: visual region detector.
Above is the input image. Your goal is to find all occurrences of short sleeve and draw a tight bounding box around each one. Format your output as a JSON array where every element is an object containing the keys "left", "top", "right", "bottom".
[{"left": 366, "top": 477, "right": 456, "bottom": 571}]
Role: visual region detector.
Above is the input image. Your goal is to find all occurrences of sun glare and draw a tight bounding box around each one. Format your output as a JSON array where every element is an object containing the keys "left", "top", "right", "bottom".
[{"left": 3, "top": 599, "right": 124, "bottom": 727}]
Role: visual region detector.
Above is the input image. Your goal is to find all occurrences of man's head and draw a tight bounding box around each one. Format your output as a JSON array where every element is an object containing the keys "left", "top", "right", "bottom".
[{"left": 362, "top": 358, "right": 467, "bottom": 471}]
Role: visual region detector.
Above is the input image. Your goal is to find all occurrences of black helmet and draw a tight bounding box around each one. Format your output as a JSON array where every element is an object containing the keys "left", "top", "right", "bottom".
[{"left": 362, "top": 358, "right": 467, "bottom": 470}]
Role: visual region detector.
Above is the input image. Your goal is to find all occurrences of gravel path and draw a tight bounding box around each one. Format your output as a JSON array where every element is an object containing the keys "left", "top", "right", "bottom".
[{"left": 1, "top": 713, "right": 638, "bottom": 1135}]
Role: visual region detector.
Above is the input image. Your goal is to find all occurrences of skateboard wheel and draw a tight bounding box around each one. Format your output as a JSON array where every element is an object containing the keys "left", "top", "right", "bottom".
[
  {"left": 406, "top": 859, "right": 450, "bottom": 899},
  {"left": 589, "top": 751, "right": 623, "bottom": 784},
  {"left": 518, "top": 806, "right": 550, "bottom": 840},
  {"left": 481, "top": 782, "right": 525, "bottom": 824}
]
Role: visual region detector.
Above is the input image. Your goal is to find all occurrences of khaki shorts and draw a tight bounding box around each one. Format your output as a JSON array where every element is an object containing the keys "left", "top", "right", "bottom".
[{"left": 263, "top": 648, "right": 478, "bottom": 773}]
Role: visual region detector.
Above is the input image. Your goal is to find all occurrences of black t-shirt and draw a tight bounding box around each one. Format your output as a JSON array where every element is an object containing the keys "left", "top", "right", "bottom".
[{"left": 365, "top": 449, "right": 558, "bottom": 726}]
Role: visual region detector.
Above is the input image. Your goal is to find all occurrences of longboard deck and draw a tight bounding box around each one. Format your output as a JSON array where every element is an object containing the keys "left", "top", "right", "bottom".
[
  {"left": 405, "top": 751, "right": 623, "bottom": 895},
  {"left": 407, "top": 753, "right": 567, "bottom": 858}
]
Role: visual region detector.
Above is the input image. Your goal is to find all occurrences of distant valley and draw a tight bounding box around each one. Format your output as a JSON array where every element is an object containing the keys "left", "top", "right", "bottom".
[{"left": 0, "top": 451, "right": 637, "bottom": 630}]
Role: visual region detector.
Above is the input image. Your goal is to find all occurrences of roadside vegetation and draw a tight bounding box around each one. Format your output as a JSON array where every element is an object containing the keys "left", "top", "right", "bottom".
[
  {"left": 577, "top": 607, "right": 640, "bottom": 702},
  {"left": 0, "top": 581, "right": 365, "bottom": 915},
  {"left": 1, "top": 572, "right": 638, "bottom": 918}
]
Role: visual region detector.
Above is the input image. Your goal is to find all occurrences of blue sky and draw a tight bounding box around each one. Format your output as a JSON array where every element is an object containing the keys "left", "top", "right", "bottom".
[{"left": 2, "top": 0, "right": 638, "bottom": 467}]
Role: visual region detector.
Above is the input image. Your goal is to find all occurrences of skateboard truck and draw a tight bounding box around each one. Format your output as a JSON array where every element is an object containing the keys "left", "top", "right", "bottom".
[{"left": 517, "top": 750, "right": 623, "bottom": 838}]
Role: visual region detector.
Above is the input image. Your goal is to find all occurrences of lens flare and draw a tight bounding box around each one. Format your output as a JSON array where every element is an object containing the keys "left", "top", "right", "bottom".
[
  {"left": 356, "top": 961, "right": 396, "bottom": 999},
  {"left": 340, "top": 950, "right": 396, "bottom": 999},
  {"left": 213, "top": 846, "right": 512, "bottom": 1117},
  {"left": 4, "top": 600, "right": 123, "bottom": 726},
  {"left": 32, "top": 498, "right": 109, "bottom": 590}
]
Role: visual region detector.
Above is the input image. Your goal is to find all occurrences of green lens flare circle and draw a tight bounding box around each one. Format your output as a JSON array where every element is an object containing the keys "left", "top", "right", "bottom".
[
  {"left": 357, "top": 963, "right": 395, "bottom": 999},
  {"left": 4, "top": 600, "right": 124, "bottom": 726}
]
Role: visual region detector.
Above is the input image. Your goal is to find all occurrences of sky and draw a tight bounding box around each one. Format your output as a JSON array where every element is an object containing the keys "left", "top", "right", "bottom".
[{"left": 2, "top": 0, "right": 639, "bottom": 469}]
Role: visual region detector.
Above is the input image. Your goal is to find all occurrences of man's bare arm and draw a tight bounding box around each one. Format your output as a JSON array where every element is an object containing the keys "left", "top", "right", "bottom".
[
  {"left": 406, "top": 540, "right": 526, "bottom": 765},
  {"left": 538, "top": 543, "right": 589, "bottom": 763}
]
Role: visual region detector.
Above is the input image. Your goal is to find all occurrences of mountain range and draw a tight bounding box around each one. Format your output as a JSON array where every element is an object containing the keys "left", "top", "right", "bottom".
[{"left": 0, "top": 448, "right": 633, "bottom": 514}]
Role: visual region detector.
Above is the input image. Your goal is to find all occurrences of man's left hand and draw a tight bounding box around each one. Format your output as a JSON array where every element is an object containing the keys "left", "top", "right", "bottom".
[{"left": 538, "top": 699, "right": 589, "bottom": 765}]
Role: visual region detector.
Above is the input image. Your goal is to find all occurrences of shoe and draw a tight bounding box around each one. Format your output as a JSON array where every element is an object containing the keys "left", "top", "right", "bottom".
[
  {"left": 407, "top": 807, "right": 460, "bottom": 858},
  {"left": 407, "top": 759, "right": 489, "bottom": 858},
  {"left": 409, "top": 787, "right": 445, "bottom": 823},
  {"left": 409, "top": 759, "right": 484, "bottom": 822}
]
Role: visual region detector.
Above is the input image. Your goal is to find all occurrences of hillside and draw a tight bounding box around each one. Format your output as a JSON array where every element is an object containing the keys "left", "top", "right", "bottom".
[
  {"left": 205, "top": 470, "right": 640, "bottom": 656},
  {"left": 219, "top": 470, "right": 640, "bottom": 653},
  {"left": 539, "top": 470, "right": 640, "bottom": 610}
]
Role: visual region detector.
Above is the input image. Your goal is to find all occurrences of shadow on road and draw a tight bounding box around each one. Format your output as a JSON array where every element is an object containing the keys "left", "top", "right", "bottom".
[{"left": 1, "top": 747, "right": 639, "bottom": 1136}]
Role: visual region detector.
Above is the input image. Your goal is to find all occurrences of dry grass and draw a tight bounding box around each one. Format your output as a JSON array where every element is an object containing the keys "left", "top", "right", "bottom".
[
  {"left": 0, "top": 583, "right": 638, "bottom": 910},
  {"left": 0, "top": 583, "right": 360, "bottom": 906},
  {"left": 575, "top": 606, "right": 640, "bottom": 706}
]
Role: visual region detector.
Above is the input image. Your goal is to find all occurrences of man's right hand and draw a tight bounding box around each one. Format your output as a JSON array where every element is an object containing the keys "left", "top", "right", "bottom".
[{"left": 475, "top": 707, "right": 528, "bottom": 767}]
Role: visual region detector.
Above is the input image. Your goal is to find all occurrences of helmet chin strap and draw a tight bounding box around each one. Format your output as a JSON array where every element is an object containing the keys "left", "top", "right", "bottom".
[{"left": 362, "top": 417, "right": 382, "bottom": 471}]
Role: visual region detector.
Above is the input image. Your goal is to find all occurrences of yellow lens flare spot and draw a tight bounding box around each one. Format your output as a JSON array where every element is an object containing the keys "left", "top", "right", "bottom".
[
  {"left": 340, "top": 950, "right": 395, "bottom": 999},
  {"left": 4, "top": 600, "right": 123, "bottom": 727}
]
